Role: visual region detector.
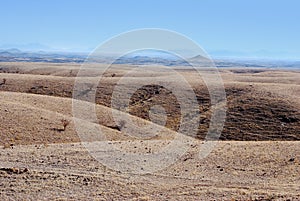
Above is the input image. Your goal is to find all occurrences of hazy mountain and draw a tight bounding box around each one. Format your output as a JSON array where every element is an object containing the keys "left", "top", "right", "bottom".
[
  {"left": 0, "top": 43, "right": 53, "bottom": 52},
  {"left": 0, "top": 48, "right": 299, "bottom": 69},
  {"left": 0, "top": 48, "right": 87, "bottom": 63}
]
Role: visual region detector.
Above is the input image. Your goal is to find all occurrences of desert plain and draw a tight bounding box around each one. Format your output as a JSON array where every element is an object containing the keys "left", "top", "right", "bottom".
[{"left": 0, "top": 62, "right": 299, "bottom": 200}]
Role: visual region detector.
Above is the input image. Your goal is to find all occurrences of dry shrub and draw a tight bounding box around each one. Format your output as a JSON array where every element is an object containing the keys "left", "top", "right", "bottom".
[
  {"left": 0, "top": 78, "right": 6, "bottom": 85},
  {"left": 61, "top": 119, "right": 70, "bottom": 131},
  {"left": 118, "top": 120, "right": 126, "bottom": 130}
]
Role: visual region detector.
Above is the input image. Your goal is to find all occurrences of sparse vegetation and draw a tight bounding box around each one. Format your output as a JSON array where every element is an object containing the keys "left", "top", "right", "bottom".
[
  {"left": 3, "top": 143, "right": 11, "bottom": 149},
  {"left": 61, "top": 119, "right": 70, "bottom": 131},
  {"left": 0, "top": 78, "right": 6, "bottom": 86},
  {"left": 118, "top": 120, "right": 126, "bottom": 130},
  {"left": 0, "top": 63, "right": 299, "bottom": 199},
  {"left": 0, "top": 167, "right": 29, "bottom": 174}
]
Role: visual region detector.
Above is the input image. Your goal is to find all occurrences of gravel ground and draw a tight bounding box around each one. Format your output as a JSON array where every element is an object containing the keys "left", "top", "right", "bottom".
[{"left": 1, "top": 141, "right": 299, "bottom": 200}]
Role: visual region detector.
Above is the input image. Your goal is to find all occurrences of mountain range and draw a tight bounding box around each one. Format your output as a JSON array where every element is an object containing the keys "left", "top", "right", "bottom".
[{"left": 0, "top": 48, "right": 299, "bottom": 69}]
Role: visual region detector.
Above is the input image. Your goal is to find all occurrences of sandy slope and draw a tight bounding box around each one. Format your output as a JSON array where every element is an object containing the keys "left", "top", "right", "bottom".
[
  {"left": 1, "top": 67, "right": 299, "bottom": 140},
  {"left": 0, "top": 91, "right": 177, "bottom": 146}
]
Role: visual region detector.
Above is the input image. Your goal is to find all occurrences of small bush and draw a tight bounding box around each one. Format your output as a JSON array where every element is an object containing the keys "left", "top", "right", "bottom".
[
  {"left": 61, "top": 119, "right": 70, "bottom": 131},
  {"left": 118, "top": 120, "right": 126, "bottom": 130},
  {"left": 0, "top": 78, "right": 6, "bottom": 85}
]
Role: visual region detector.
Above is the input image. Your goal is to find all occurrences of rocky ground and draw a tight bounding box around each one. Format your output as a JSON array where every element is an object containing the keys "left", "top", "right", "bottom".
[
  {"left": 1, "top": 141, "right": 299, "bottom": 200},
  {"left": 0, "top": 62, "right": 299, "bottom": 200}
]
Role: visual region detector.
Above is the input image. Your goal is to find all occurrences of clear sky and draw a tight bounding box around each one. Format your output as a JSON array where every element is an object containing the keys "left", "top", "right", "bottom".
[{"left": 0, "top": 0, "right": 299, "bottom": 59}]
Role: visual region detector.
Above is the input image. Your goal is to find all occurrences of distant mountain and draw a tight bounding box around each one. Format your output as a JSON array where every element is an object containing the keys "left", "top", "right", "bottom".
[
  {"left": 113, "top": 55, "right": 188, "bottom": 66},
  {"left": 0, "top": 48, "right": 299, "bottom": 69},
  {"left": 188, "top": 54, "right": 210, "bottom": 62},
  {"left": 0, "top": 43, "right": 52, "bottom": 52},
  {"left": 0, "top": 48, "right": 87, "bottom": 63},
  {"left": 1, "top": 48, "right": 22, "bottom": 54}
]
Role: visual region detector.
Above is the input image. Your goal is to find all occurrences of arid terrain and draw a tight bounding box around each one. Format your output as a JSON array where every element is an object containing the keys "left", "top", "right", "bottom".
[{"left": 0, "top": 62, "right": 299, "bottom": 200}]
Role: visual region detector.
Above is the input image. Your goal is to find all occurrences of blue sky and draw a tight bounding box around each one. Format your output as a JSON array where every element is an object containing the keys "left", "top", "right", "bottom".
[{"left": 0, "top": 0, "right": 299, "bottom": 59}]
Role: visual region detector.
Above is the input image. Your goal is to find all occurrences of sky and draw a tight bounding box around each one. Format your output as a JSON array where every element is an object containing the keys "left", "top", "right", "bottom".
[{"left": 0, "top": 0, "right": 299, "bottom": 59}]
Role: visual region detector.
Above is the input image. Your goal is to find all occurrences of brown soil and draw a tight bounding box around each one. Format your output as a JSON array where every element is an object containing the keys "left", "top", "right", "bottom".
[
  {"left": 0, "top": 62, "right": 299, "bottom": 200},
  {"left": 0, "top": 63, "right": 299, "bottom": 142}
]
